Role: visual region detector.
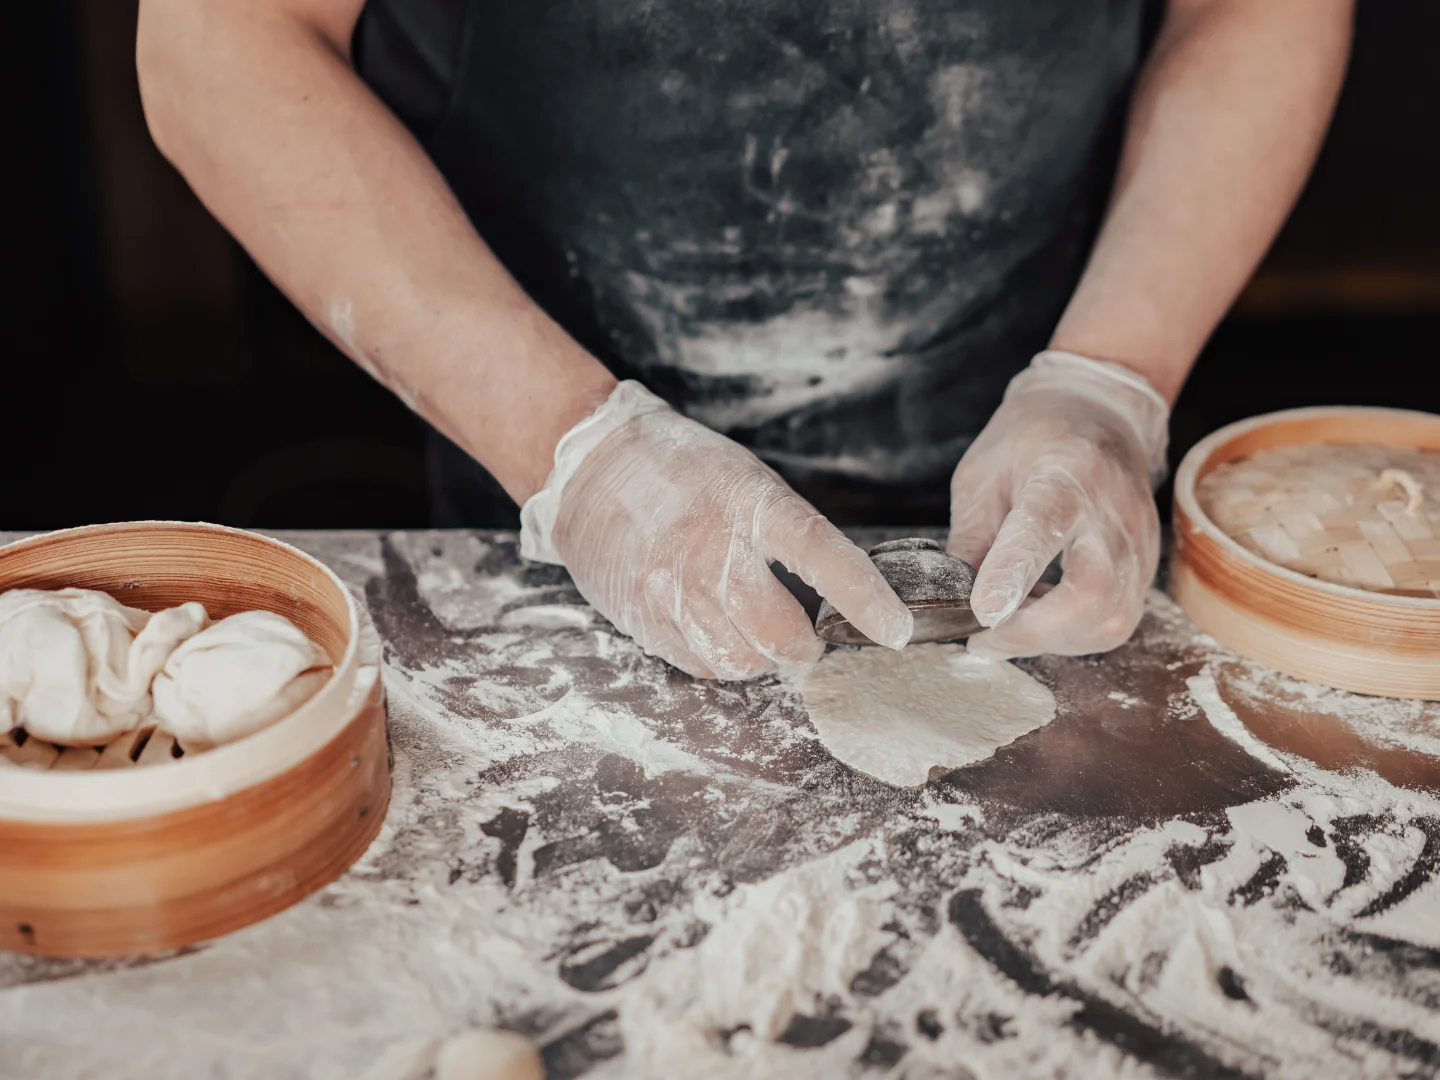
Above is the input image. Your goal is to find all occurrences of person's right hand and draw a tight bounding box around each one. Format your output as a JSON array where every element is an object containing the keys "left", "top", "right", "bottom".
[{"left": 520, "top": 383, "right": 913, "bottom": 680}]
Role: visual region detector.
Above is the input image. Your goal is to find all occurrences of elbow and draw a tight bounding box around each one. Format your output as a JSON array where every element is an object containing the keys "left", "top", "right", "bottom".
[
  {"left": 134, "top": 0, "right": 193, "bottom": 162},
  {"left": 1333, "top": 0, "right": 1358, "bottom": 66},
  {"left": 136, "top": 0, "right": 244, "bottom": 165}
]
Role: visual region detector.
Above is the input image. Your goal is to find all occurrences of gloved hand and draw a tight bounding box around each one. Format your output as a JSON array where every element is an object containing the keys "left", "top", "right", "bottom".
[
  {"left": 947, "top": 350, "right": 1170, "bottom": 659},
  {"left": 520, "top": 382, "right": 913, "bottom": 679}
]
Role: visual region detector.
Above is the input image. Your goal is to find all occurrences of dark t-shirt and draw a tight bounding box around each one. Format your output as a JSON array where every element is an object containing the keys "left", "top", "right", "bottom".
[{"left": 354, "top": 0, "right": 1147, "bottom": 523}]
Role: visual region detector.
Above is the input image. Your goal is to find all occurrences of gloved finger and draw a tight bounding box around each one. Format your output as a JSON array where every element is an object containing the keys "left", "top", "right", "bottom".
[
  {"left": 947, "top": 457, "right": 1010, "bottom": 567},
  {"left": 970, "top": 473, "right": 1083, "bottom": 628},
  {"left": 623, "top": 564, "right": 720, "bottom": 679},
  {"left": 662, "top": 648, "right": 722, "bottom": 680},
  {"left": 678, "top": 600, "right": 775, "bottom": 682},
  {"left": 721, "top": 557, "right": 825, "bottom": 667},
  {"left": 763, "top": 498, "right": 913, "bottom": 650},
  {"left": 967, "top": 538, "right": 1140, "bottom": 659},
  {"left": 636, "top": 630, "right": 717, "bottom": 680}
]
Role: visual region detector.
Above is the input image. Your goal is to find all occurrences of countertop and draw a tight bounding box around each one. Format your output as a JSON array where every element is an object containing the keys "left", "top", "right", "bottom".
[{"left": 3, "top": 529, "right": 1440, "bottom": 1079}]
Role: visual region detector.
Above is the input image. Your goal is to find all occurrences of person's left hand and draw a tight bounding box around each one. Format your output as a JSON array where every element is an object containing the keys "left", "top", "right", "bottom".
[{"left": 946, "top": 350, "right": 1170, "bottom": 659}]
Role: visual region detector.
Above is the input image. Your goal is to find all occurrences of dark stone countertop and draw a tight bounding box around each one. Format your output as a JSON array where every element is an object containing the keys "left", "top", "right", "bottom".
[{"left": 3, "top": 529, "right": 1440, "bottom": 1080}]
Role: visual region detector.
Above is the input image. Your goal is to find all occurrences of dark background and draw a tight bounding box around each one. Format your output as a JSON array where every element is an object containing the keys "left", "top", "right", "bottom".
[{"left": 5, "top": 2, "right": 1439, "bottom": 530}]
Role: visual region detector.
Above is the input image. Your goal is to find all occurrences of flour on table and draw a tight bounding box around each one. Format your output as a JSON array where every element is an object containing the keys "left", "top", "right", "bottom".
[
  {"left": 12, "top": 535, "right": 1440, "bottom": 1080},
  {"left": 1186, "top": 668, "right": 1293, "bottom": 774},
  {"left": 797, "top": 642, "right": 1056, "bottom": 786}
]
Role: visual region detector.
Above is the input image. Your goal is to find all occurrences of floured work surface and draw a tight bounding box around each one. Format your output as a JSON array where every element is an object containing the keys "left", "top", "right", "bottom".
[{"left": 4, "top": 530, "right": 1440, "bottom": 1079}]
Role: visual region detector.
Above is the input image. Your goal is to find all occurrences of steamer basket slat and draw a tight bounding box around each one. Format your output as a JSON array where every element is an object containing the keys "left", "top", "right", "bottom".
[
  {"left": 1171, "top": 407, "right": 1440, "bottom": 699},
  {"left": 0, "top": 522, "right": 390, "bottom": 958}
]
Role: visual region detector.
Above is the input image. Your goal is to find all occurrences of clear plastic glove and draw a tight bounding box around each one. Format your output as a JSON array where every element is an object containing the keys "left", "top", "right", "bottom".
[
  {"left": 520, "top": 382, "right": 913, "bottom": 679},
  {"left": 947, "top": 350, "right": 1170, "bottom": 659}
]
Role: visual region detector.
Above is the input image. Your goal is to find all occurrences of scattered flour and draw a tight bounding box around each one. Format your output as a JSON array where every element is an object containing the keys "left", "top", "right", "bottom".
[
  {"left": 1186, "top": 668, "right": 1294, "bottom": 773},
  {"left": 1214, "top": 656, "right": 1440, "bottom": 760},
  {"left": 608, "top": 841, "right": 895, "bottom": 1075},
  {"left": 7, "top": 535, "right": 1440, "bottom": 1080}
]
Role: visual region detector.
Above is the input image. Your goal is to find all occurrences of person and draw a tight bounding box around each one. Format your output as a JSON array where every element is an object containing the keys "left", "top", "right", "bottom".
[{"left": 136, "top": 0, "right": 1352, "bottom": 679}]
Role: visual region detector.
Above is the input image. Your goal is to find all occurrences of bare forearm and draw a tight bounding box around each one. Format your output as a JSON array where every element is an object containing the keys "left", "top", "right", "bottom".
[
  {"left": 136, "top": 0, "right": 615, "bottom": 502},
  {"left": 1051, "top": 0, "right": 1353, "bottom": 403}
]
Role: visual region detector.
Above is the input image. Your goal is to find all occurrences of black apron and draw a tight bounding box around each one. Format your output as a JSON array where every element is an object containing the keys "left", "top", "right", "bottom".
[{"left": 353, "top": 0, "right": 1147, "bottom": 525}]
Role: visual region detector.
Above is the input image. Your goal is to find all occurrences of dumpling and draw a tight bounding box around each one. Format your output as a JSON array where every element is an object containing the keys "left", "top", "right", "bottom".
[
  {"left": 0, "top": 589, "right": 208, "bottom": 745},
  {"left": 151, "top": 610, "right": 332, "bottom": 749}
]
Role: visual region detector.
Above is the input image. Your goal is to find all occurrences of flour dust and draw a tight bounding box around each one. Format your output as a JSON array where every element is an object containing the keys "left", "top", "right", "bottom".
[{"left": 4, "top": 534, "right": 1440, "bottom": 1080}]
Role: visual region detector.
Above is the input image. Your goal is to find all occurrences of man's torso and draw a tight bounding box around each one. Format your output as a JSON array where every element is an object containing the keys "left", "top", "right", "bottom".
[{"left": 356, "top": 0, "right": 1145, "bottom": 514}]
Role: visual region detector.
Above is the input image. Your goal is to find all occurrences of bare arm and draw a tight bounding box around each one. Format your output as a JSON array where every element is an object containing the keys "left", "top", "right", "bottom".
[
  {"left": 1050, "top": 0, "right": 1354, "bottom": 403},
  {"left": 136, "top": 0, "right": 617, "bottom": 504}
]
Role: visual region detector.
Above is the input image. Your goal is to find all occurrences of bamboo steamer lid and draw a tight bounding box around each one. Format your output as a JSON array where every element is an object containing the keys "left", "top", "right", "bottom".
[
  {"left": 1172, "top": 407, "right": 1440, "bottom": 700},
  {"left": 1196, "top": 443, "right": 1440, "bottom": 597},
  {"left": 0, "top": 522, "right": 390, "bottom": 958}
]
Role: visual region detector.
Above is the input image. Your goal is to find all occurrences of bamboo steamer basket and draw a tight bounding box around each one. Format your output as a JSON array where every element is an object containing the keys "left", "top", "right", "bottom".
[
  {"left": 0, "top": 522, "right": 389, "bottom": 958},
  {"left": 1172, "top": 406, "right": 1440, "bottom": 700}
]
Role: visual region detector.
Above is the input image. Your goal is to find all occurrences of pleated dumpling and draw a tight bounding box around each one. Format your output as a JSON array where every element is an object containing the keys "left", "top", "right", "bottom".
[
  {"left": 151, "top": 610, "right": 332, "bottom": 749},
  {"left": 0, "top": 589, "right": 208, "bottom": 745}
]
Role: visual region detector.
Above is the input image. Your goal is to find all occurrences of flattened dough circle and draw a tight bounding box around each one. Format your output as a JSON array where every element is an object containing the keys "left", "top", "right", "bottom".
[{"left": 799, "top": 643, "right": 1056, "bottom": 787}]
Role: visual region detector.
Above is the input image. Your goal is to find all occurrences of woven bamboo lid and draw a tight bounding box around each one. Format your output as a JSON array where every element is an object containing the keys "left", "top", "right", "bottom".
[{"left": 1197, "top": 442, "right": 1440, "bottom": 598}]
